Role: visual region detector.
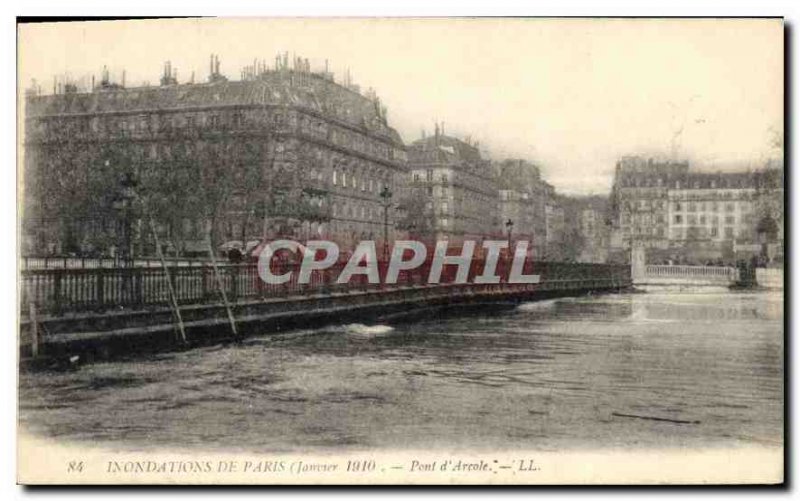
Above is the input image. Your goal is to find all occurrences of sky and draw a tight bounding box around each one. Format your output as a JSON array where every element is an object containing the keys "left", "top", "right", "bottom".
[{"left": 18, "top": 18, "right": 783, "bottom": 195}]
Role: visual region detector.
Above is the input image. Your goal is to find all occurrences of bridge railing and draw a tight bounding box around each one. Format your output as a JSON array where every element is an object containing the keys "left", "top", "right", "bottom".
[
  {"left": 645, "top": 265, "right": 738, "bottom": 280},
  {"left": 20, "top": 260, "right": 630, "bottom": 316},
  {"left": 20, "top": 255, "right": 204, "bottom": 270}
]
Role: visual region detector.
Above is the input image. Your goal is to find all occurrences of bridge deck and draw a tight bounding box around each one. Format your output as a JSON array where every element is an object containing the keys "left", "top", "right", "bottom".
[{"left": 19, "top": 260, "right": 631, "bottom": 361}]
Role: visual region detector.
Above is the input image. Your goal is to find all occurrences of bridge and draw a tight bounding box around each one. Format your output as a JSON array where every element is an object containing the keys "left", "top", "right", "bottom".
[{"left": 20, "top": 259, "right": 631, "bottom": 361}]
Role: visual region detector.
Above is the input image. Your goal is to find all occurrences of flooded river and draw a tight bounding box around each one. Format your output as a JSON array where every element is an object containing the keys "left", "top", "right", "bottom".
[{"left": 19, "top": 290, "right": 783, "bottom": 452}]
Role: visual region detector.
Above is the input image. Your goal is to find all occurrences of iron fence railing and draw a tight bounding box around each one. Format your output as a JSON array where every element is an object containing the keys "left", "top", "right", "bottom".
[
  {"left": 20, "top": 255, "right": 205, "bottom": 270},
  {"left": 20, "top": 260, "right": 630, "bottom": 316},
  {"left": 646, "top": 264, "right": 737, "bottom": 279}
]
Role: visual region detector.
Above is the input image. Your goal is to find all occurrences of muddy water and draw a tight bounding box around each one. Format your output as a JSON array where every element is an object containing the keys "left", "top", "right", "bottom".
[{"left": 19, "top": 290, "right": 783, "bottom": 452}]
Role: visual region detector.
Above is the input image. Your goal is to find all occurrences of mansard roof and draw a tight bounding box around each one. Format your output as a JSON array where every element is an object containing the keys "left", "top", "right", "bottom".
[
  {"left": 25, "top": 71, "right": 404, "bottom": 146},
  {"left": 407, "top": 134, "right": 485, "bottom": 166}
]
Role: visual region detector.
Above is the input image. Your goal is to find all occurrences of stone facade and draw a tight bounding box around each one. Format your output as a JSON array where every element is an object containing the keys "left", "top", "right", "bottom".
[
  {"left": 407, "top": 130, "right": 500, "bottom": 246},
  {"left": 610, "top": 155, "right": 784, "bottom": 263},
  {"left": 496, "top": 159, "right": 548, "bottom": 259},
  {"left": 23, "top": 55, "right": 408, "bottom": 257}
]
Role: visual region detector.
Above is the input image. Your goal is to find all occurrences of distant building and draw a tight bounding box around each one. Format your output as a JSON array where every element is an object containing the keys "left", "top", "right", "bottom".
[
  {"left": 23, "top": 54, "right": 408, "bottom": 257},
  {"left": 609, "top": 156, "right": 688, "bottom": 253},
  {"left": 496, "top": 159, "right": 547, "bottom": 259},
  {"left": 407, "top": 127, "right": 499, "bottom": 246},
  {"left": 543, "top": 183, "right": 566, "bottom": 259},
  {"left": 610, "top": 155, "right": 784, "bottom": 264},
  {"left": 578, "top": 202, "right": 610, "bottom": 263}
]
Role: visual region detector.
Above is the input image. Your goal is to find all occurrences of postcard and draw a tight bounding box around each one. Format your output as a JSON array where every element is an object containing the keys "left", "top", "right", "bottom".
[{"left": 17, "top": 17, "right": 784, "bottom": 485}]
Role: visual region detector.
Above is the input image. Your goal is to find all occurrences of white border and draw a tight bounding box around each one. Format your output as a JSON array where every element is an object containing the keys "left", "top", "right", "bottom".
[{"left": 4, "top": 1, "right": 795, "bottom": 499}]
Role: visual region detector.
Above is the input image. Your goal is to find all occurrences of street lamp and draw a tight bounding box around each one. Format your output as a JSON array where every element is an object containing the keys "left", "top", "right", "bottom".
[
  {"left": 380, "top": 185, "right": 393, "bottom": 261},
  {"left": 505, "top": 218, "right": 514, "bottom": 252},
  {"left": 112, "top": 172, "right": 138, "bottom": 267}
]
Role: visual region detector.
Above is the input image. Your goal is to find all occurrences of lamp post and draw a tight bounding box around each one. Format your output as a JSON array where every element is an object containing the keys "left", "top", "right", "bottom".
[
  {"left": 112, "top": 172, "right": 138, "bottom": 267},
  {"left": 380, "top": 185, "right": 393, "bottom": 261},
  {"left": 505, "top": 218, "right": 514, "bottom": 253}
]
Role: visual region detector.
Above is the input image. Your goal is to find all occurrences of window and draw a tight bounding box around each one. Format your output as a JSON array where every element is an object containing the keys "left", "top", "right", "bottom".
[
  {"left": 674, "top": 215, "right": 683, "bottom": 224},
  {"left": 724, "top": 227, "right": 734, "bottom": 238},
  {"left": 186, "top": 116, "right": 195, "bottom": 128},
  {"left": 725, "top": 215, "right": 735, "bottom": 224},
  {"left": 710, "top": 227, "right": 718, "bottom": 237},
  {"left": 341, "top": 172, "right": 347, "bottom": 187},
  {"left": 441, "top": 218, "right": 449, "bottom": 227},
  {"left": 442, "top": 202, "right": 448, "bottom": 212},
  {"left": 426, "top": 169, "right": 433, "bottom": 182},
  {"left": 332, "top": 170, "right": 338, "bottom": 185},
  {"left": 674, "top": 202, "right": 682, "bottom": 211},
  {"left": 725, "top": 203, "right": 734, "bottom": 212},
  {"left": 441, "top": 173, "right": 448, "bottom": 183}
]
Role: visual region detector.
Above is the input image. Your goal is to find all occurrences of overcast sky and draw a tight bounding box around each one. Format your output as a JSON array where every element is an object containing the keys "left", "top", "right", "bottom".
[{"left": 19, "top": 18, "right": 783, "bottom": 195}]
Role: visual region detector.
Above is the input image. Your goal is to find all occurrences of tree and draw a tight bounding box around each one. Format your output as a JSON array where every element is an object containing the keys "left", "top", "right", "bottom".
[{"left": 395, "top": 186, "right": 435, "bottom": 241}]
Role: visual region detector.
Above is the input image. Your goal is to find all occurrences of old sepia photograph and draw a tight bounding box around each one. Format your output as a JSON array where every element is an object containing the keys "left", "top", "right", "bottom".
[{"left": 16, "top": 17, "right": 784, "bottom": 485}]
